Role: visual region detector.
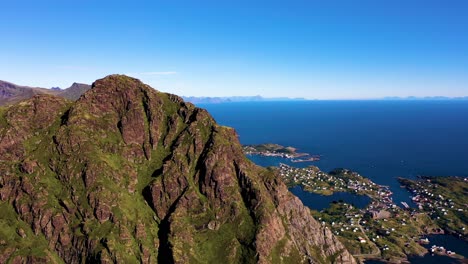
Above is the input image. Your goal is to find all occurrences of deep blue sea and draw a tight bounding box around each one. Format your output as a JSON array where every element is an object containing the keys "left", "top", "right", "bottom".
[
  {"left": 200, "top": 100, "right": 468, "bottom": 205},
  {"left": 200, "top": 100, "right": 468, "bottom": 262}
]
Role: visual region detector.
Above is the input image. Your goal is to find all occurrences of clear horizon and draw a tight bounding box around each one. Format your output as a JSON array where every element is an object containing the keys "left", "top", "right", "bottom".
[
  {"left": 1, "top": 1, "right": 467, "bottom": 99},
  {"left": 3, "top": 77, "right": 468, "bottom": 100}
]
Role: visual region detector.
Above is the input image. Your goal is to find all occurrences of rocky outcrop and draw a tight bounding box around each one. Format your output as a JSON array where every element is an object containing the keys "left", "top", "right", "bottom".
[{"left": 0, "top": 75, "right": 355, "bottom": 263}]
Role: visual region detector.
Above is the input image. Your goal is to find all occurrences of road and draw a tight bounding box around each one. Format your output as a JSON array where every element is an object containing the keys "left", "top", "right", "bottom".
[{"left": 352, "top": 218, "right": 381, "bottom": 258}]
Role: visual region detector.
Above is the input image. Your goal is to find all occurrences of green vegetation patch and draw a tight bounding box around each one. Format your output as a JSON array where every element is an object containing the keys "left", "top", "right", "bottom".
[{"left": 0, "top": 202, "right": 64, "bottom": 263}]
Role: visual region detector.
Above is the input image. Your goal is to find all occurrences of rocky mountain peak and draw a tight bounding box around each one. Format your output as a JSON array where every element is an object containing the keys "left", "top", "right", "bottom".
[{"left": 0, "top": 75, "right": 355, "bottom": 263}]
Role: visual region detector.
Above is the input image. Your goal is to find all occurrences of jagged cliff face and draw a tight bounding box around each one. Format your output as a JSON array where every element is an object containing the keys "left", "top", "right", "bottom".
[{"left": 0, "top": 75, "right": 355, "bottom": 264}]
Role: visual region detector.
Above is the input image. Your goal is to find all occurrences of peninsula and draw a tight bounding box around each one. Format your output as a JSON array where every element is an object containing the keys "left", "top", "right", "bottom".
[
  {"left": 399, "top": 176, "right": 467, "bottom": 239},
  {"left": 243, "top": 143, "right": 320, "bottom": 162}
]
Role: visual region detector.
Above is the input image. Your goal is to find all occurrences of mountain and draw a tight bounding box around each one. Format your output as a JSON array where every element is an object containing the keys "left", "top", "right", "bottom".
[
  {"left": 57, "top": 82, "right": 92, "bottom": 100},
  {"left": 0, "top": 75, "right": 354, "bottom": 263},
  {"left": 0, "top": 80, "right": 57, "bottom": 106},
  {"left": 0, "top": 80, "right": 90, "bottom": 106},
  {"left": 182, "top": 95, "right": 307, "bottom": 104},
  {"left": 382, "top": 96, "right": 468, "bottom": 100}
]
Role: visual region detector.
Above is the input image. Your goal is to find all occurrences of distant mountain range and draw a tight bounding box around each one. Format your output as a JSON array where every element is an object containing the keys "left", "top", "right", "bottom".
[
  {"left": 0, "top": 80, "right": 91, "bottom": 106},
  {"left": 183, "top": 95, "right": 468, "bottom": 103},
  {"left": 2, "top": 79, "right": 467, "bottom": 107},
  {"left": 1, "top": 80, "right": 306, "bottom": 106},
  {"left": 182, "top": 95, "right": 307, "bottom": 104},
  {"left": 382, "top": 96, "right": 468, "bottom": 100}
]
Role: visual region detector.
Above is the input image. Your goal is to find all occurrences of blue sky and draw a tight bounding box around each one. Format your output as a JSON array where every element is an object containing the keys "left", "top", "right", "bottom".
[{"left": 1, "top": 0, "right": 467, "bottom": 99}]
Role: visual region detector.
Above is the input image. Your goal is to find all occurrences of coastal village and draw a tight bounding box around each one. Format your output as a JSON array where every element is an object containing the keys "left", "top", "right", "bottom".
[
  {"left": 276, "top": 163, "right": 467, "bottom": 263},
  {"left": 398, "top": 176, "right": 467, "bottom": 239}
]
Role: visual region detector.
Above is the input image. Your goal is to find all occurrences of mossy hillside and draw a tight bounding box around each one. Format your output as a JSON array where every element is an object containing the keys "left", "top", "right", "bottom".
[
  {"left": 146, "top": 121, "right": 261, "bottom": 262},
  {"left": 50, "top": 138, "right": 162, "bottom": 259},
  {"left": 188, "top": 197, "right": 257, "bottom": 263},
  {"left": 4, "top": 99, "right": 78, "bottom": 223},
  {"left": 4, "top": 93, "right": 164, "bottom": 261},
  {"left": 0, "top": 106, "right": 8, "bottom": 128},
  {"left": 0, "top": 202, "right": 64, "bottom": 263},
  {"left": 149, "top": 122, "right": 280, "bottom": 263},
  {"left": 1, "top": 86, "right": 243, "bottom": 263},
  {"left": 181, "top": 213, "right": 257, "bottom": 263},
  {"left": 48, "top": 79, "right": 209, "bottom": 261},
  {"left": 268, "top": 237, "right": 306, "bottom": 264},
  {"left": 2, "top": 82, "right": 240, "bottom": 263},
  {"left": 0, "top": 75, "right": 356, "bottom": 263}
]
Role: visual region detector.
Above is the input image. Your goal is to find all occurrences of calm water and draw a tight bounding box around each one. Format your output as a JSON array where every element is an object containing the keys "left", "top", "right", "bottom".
[
  {"left": 200, "top": 101, "right": 468, "bottom": 205},
  {"left": 201, "top": 100, "right": 468, "bottom": 264},
  {"left": 289, "top": 185, "right": 371, "bottom": 211}
]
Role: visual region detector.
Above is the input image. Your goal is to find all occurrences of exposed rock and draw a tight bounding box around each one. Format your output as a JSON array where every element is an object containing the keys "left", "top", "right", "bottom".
[
  {"left": 207, "top": 220, "right": 220, "bottom": 231},
  {"left": 20, "top": 159, "right": 38, "bottom": 174},
  {"left": 17, "top": 228, "right": 26, "bottom": 238},
  {"left": 0, "top": 75, "right": 355, "bottom": 263}
]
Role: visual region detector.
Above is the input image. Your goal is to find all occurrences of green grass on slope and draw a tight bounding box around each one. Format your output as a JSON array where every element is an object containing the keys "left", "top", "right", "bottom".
[
  {"left": 0, "top": 107, "right": 7, "bottom": 128},
  {"left": 0, "top": 202, "right": 64, "bottom": 263}
]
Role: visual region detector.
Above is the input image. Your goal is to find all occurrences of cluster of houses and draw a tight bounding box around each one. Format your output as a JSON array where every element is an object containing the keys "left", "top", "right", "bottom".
[
  {"left": 430, "top": 245, "right": 456, "bottom": 256},
  {"left": 279, "top": 164, "right": 397, "bottom": 221},
  {"left": 278, "top": 164, "right": 468, "bottom": 259},
  {"left": 278, "top": 164, "right": 383, "bottom": 195},
  {"left": 410, "top": 188, "right": 463, "bottom": 214},
  {"left": 403, "top": 179, "right": 467, "bottom": 237},
  {"left": 244, "top": 148, "right": 296, "bottom": 158},
  {"left": 278, "top": 164, "right": 433, "bottom": 253},
  {"left": 317, "top": 207, "right": 367, "bottom": 240}
]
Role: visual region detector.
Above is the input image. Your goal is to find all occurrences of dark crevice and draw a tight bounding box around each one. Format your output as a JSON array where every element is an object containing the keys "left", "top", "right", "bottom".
[
  {"left": 236, "top": 238, "right": 258, "bottom": 264},
  {"left": 194, "top": 127, "right": 216, "bottom": 199},
  {"left": 157, "top": 216, "right": 174, "bottom": 263},
  {"left": 233, "top": 161, "right": 259, "bottom": 261},
  {"left": 151, "top": 166, "right": 164, "bottom": 179},
  {"left": 141, "top": 90, "right": 154, "bottom": 150},
  {"left": 142, "top": 153, "right": 172, "bottom": 216},
  {"left": 151, "top": 152, "right": 172, "bottom": 178},
  {"left": 161, "top": 115, "right": 173, "bottom": 146},
  {"left": 187, "top": 108, "right": 200, "bottom": 124},
  {"left": 60, "top": 108, "right": 71, "bottom": 126},
  {"left": 157, "top": 186, "right": 188, "bottom": 264},
  {"left": 85, "top": 252, "right": 101, "bottom": 263},
  {"left": 80, "top": 163, "right": 89, "bottom": 188},
  {"left": 234, "top": 162, "right": 258, "bottom": 226},
  {"left": 117, "top": 120, "right": 123, "bottom": 138},
  {"left": 142, "top": 185, "right": 155, "bottom": 214}
]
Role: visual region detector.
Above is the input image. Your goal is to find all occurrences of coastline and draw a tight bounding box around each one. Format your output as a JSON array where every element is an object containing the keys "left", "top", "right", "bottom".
[
  {"left": 242, "top": 143, "right": 321, "bottom": 162},
  {"left": 276, "top": 163, "right": 467, "bottom": 263}
]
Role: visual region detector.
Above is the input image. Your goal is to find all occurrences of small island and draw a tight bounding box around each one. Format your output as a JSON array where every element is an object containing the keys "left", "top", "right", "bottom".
[{"left": 242, "top": 143, "right": 320, "bottom": 162}]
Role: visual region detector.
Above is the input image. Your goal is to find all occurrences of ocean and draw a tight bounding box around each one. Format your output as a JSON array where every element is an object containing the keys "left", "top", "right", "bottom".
[
  {"left": 200, "top": 100, "right": 468, "bottom": 205},
  {"left": 199, "top": 100, "right": 468, "bottom": 263}
]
